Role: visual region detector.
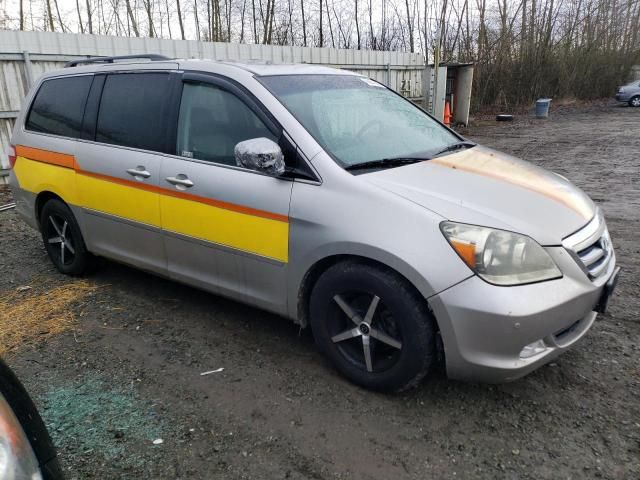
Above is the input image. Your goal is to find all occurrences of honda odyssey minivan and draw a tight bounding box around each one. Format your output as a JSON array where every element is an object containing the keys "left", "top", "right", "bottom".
[{"left": 8, "top": 55, "right": 619, "bottom": 390}]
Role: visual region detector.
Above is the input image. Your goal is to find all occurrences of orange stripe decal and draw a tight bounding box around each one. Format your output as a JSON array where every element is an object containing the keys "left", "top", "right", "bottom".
[
  {"left": 162, "top": 187, "right": 289, "bottom": 223},
  {"left": 16, "top": 145, "right": 288, "bottom": 223},
  {"left": 76, "top": 169, "right": 289, "bottom": 223},
  {"left": 15, "top": 145, "right": 76, "bottom": 169}
]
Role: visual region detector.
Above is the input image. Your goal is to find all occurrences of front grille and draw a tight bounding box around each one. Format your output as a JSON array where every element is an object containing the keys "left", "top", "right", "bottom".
[
  {"left": 563, "top": 210, "right": 614, "bottom": 280},
  {"left": 576, "top": 238, "right": 611, "bottom": 277}
]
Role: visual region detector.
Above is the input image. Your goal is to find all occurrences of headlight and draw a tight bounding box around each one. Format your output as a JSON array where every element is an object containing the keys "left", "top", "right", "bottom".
[
  {"left": 0, "top": 393, "right": 42, "bottom": 480},
  {"left": 440, "top": 222, "right": 562, "bottom": 285}
]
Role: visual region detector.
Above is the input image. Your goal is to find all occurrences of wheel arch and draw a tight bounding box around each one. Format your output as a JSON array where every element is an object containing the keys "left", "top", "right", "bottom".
[
  {"left": 35, "top": 191, "right": 66, "bottom": 226},
  {"left": 295, "top": 251, "right": 436, "bottom": 329}
]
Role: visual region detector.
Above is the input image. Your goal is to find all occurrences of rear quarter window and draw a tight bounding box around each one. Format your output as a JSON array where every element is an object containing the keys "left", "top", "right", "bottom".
[
  {"left": 25, "top": 76, "right": 93, "bottom": 138},
  {"left": 95, "top": 73, "right": 172, "bottom": 152}
]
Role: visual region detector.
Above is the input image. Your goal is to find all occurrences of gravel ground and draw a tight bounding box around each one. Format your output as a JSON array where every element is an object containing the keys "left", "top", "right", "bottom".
[{"left": 0, "top": 102, "right": 638, "bottom": 479}]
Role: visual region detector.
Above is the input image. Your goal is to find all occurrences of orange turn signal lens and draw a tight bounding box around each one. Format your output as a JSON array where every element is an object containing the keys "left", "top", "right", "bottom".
[{"left": 450, "top": 240, "right": 477, "bottom": 269}]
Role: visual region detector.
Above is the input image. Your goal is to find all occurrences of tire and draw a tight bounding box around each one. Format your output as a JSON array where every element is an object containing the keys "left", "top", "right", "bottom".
[
  {"left": 309, "top": 261, "right": 436, "bottom": 391},
  {"left": 629, "top": 96, "right": 640, "bottom": 107},
  {"left": 40, "top": 199, "right": 93, "bottom": 275}
]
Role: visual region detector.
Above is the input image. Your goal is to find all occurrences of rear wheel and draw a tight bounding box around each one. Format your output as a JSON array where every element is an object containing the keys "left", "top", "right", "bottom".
[
  {"left": 629, "top": 96, "right": 640, "bottom": 107},
  {"left": 40, "top": 199, "right": 92, "bottom": 275},
  {"left": 309, "top": 261, "right": 436, "bottom": 391}
]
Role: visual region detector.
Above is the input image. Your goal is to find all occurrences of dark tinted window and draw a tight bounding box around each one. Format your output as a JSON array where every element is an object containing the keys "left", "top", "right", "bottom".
[
  {"left": 176, "top": 83, "right": 276, "bottom": 165},
  {"left": 26, "top": 76, "right": 92, "bottom": 138},
  {"left": 96, "top": 73, "right": 172, "bottom": 152}
]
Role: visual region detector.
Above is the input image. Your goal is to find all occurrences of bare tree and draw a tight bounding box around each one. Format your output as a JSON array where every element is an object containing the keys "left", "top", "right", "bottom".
[
  {"left": 53, "top": 0, "right": 66, "bottom": 31},
  {"left": 266, "top": 0, "right": 275, "bottom": 42},
  {"left": 176, "top": 0, "right": 185, "bottom": 39},
  {"left": 194, "top": 0, "right": 201, "bottom": 39},
  {"left": 75, "top": 0, "right": 85, "bottom": 33},
  {"left": 45, "top": 0, "right": 55, "bottom": 30},
  {"left": 165, "top": 0, "right": 173, "bottom": 37},
  {"left": 142, "top": 0, "right": 155, "bottom": 36},
  {"left": 86, "top": 0, "right": 93, "bottom": 33},
  {"left": 19, "top": 0, "right": 25, "bottom": 29},
  {"left": 355, "top": 0, "right": 360, "bottom": 49},
  {"left": 319, "top": 0, "right": 323, "bottom": 46},
  {"left": 301, "top": 0, "right": 307, "bottom": 45},
  {"left": 368, "top": 0, "right": 374, "bottom": 48},
  {"left": 239, "top": 0, "right": 247, "bottom": 41},
  {"left": 404, "top": 0, "right": 414, "bottom": 52},
  {"left": 325, "top": 0, "right": 334, "bottom": 46},
  {"left": 124, "top": 0, "right": 139, "bottom": 36}
]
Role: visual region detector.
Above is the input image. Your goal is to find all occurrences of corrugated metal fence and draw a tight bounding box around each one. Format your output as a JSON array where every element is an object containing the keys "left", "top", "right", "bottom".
[{"left": 0, "top": 30, "right": 426, "bottom": 180}]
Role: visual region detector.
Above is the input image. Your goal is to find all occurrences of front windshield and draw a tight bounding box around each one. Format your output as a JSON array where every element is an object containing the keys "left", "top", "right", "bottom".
[{"left": 260, "top": 74, "right": 460, "bottom": 168}]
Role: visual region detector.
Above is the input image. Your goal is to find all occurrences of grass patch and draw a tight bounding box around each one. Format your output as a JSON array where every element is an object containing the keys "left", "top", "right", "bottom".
[{"left": 0, "top": 280, "right": 98, "bottom": 355}]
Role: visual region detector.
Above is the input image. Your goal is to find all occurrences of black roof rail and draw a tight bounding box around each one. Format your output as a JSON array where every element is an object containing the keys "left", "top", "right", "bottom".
[{"left": 64, "top": 54, "right": 172, "bottom": 68}]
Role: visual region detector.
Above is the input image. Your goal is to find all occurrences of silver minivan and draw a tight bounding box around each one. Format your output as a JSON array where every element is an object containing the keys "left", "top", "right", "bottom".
[{"left": 8, "top": 56, "right": 620, "bottom": 390}]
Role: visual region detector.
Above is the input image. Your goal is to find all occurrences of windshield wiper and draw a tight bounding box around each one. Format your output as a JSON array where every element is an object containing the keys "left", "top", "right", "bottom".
[
  {"left": 433, "top": 141, "right": 476, "bottom": 157},
  {"left": 345, "top": 157, "right": 427, "bottom": 171},
  {"left": 345, "top": 142, "right": 475, "bottom": 172}
]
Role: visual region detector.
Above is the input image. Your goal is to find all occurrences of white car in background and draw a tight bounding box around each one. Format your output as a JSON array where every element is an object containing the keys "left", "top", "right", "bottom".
[{"left": 615, "top": 79, "right": 640, "bottom": 106}]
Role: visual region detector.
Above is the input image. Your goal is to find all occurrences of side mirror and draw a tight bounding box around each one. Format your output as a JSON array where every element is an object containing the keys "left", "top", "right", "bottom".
[{"left": 234, "top": 138, "right": 285, "bottom": 176}]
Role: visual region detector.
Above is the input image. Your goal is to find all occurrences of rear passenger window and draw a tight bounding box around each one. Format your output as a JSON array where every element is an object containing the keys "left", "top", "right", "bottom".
[
  {"left": 26, "top": 76, "right": 92, "bottom": 138},
  {"left": 96, "top": 73, "right": 171, "bottom": 152},
  {"left": 176, "top": 83, "right": 276, "bottom": 165}
]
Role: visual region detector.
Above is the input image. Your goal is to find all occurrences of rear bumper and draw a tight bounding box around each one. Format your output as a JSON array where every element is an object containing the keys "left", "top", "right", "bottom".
[
  {"left": 429, "top": 246, "right": 618, "bottom": 383},
  {"left": 8, "top": 171, "right": 39, "bottom": 230}
]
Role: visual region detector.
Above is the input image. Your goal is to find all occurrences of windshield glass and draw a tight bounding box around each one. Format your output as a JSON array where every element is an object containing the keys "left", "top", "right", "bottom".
[{"left": 260, "top": 75, "right": 460, "bottom": 168}]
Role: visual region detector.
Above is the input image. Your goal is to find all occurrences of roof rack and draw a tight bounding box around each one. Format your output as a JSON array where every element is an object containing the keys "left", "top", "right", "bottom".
[{"left": 65, "top": 54, "right": 172, "bottom": 68}]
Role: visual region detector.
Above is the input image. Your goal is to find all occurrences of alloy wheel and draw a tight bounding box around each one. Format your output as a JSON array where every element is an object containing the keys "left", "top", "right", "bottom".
[
  {"left": 632, "top": 97, "right": 640, "bottom": 107},
  {"left": 45, "top": 214, "right": 76, "bottom": 266},
  {"left": 329, "top": 292, "right": 403, "bottom": 373}
]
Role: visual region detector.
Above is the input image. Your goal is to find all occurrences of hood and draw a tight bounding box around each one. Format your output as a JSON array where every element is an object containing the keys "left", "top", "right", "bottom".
[{"left": 363, "top": 146, "right": 595, "bottom": 245}]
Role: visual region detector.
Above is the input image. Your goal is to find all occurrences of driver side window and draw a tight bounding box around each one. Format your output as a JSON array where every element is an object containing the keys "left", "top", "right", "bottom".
[{"left": 176, "top": 83, "right": 276, "bottom": 166}]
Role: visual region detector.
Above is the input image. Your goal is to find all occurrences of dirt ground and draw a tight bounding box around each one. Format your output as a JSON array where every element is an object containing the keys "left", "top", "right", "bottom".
[{"left": 0, "top": 102, "right": 638, "bottom": 480}]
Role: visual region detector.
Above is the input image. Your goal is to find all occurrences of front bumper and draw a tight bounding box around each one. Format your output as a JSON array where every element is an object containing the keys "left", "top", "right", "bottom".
[
  {"left": 615, "top": 93, "right": 630, "bottom": 102},
  {"left": 429, "top": 246, "right": 618, "bottom": 383}
]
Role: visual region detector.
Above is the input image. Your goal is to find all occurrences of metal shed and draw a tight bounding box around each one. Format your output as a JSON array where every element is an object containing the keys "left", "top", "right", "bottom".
[{"left": 423, "top": 62, "right": 474, "bottom": 126}]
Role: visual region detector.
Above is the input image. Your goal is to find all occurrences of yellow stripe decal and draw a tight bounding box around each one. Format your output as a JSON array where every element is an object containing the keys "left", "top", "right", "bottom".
[
  {"left": 76, "top": 170, "right": 163, "bottom": 228},
  {"left": 161, "top": 195, "right": 289, "bottom": 262},
  {"left": 13, "top": 146, "right": 289, "bottom": 262}
]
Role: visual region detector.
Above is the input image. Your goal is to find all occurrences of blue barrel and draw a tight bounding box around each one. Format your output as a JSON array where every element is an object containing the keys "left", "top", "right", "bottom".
[{"left": 535, "top": 98, "right": 552, "bottom": 118}]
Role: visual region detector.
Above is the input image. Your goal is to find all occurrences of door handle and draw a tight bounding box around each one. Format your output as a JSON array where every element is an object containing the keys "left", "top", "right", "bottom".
[
  {"left": 126, "top": 167, "right": 151, "bottom": 179},
  {"left": 165, "top": 175, "right": 194, "bottom": 188}
]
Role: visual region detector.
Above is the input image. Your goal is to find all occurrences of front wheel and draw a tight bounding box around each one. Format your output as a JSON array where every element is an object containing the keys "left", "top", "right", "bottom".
[
  {"left": 309, "top": 261, "right": 437, "bottom": 391},
  {"left": 40, "top": 199, "right": 93, "bottom": 275},
  {"left": 629, "top": 96, "right": 640, "bottom": 107}
]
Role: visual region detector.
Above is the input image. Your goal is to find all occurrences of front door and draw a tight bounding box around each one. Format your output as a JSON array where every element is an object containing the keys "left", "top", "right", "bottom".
[{"left": 160, "top": 76, "right": 293, "bottom": 313}]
